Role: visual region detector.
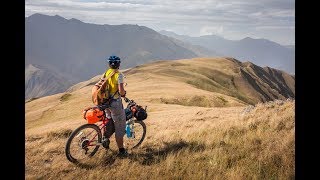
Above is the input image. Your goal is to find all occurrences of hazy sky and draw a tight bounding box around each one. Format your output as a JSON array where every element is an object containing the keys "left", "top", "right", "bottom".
[{"left": 25, "top": 0, "right": 295, "bottom": 45}]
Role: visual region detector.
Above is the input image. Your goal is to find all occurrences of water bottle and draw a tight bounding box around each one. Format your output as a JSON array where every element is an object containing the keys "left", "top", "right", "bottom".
[{"left": 126, "top": 124, "right": 132, "bottom": 138}]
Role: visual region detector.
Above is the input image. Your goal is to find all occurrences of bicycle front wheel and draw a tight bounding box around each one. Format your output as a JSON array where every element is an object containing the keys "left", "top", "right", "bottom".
[
  {"left": 124, "top": 120, "right": 146, "bottom": 149},
  {"left": 65, "top": 124, "right": 102, "bottom": 164}
]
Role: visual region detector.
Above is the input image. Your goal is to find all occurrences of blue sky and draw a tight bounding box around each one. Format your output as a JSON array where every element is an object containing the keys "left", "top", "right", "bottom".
[{"left": 25, "top": 0, "right": 295, "bottom": 45}]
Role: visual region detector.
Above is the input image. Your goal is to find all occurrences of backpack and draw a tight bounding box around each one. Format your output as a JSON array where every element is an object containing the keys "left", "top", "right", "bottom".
[{"left": 91, "top": 70, "right": 117, "bottom": 105}]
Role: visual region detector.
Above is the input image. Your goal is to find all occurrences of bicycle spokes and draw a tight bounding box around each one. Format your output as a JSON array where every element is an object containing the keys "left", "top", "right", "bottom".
[{"left": 66, "top": 124, "right": 102, "bottom": 164}]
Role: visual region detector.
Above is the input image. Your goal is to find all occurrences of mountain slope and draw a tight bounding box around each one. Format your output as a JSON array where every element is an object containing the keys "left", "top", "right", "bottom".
[
  {"left": 121, "top": 57, "right": 294, "bottom": 105},
  {"left": 159, "top": 30, "right": 295, "bottom": 74},
  {"left": 161, "top": 34, "right": 220, "bottom": 57},
  {"left": 67, "top": 57, "right": 294, "bottom": 106},
  {"left": 25, "top": 64, "right": 72, "bottom": 100}
]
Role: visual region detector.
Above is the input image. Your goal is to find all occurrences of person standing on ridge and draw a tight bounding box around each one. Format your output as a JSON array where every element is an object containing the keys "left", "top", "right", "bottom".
[{"left": 95, "top": 55, "right": 128, "bottom": 157}]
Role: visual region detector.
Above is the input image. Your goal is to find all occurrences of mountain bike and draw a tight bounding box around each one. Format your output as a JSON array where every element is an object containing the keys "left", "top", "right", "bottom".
[{"left": 65, "top": 97, "right": 147, "bottom": 164}]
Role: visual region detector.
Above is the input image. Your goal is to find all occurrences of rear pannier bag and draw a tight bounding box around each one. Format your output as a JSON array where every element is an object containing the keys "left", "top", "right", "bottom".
[{"left": 82, "top": 106, "right": 105, "bottom": 124}]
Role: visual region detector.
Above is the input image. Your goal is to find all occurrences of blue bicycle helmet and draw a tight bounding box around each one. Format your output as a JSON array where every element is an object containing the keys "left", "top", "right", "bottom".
[{"left": 108, "top": 55, "right": 121, "bottom": 69}]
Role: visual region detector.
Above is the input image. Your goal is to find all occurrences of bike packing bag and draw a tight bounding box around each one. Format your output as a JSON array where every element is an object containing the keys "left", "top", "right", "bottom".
[
  {"left": 133, "top": 105, "right": 147, "bottom": 121},
  {"left": 82, "top": 106, "right": 105, "bottom": 124}
]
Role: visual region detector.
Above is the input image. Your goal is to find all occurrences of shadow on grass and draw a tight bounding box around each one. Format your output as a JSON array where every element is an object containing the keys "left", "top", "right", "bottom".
[
  {"left": 102, "top": 140, "right": 206, "bottom": 166},
  {"left": 73, "top": 140, "right": 206, "bottom": 168}
]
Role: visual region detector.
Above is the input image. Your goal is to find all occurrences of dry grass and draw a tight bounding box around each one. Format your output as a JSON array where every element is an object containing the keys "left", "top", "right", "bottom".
[
  {"left": 26, "top": 99, "right": 294, "bottom": 179},
  {"left": 157, "top": 95, "right": 232, "bottom": 107}
]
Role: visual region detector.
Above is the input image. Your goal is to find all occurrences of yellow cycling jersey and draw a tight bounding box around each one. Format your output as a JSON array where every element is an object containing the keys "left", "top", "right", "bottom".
[{"left": 104, "top": 68, "right": 120, "bottom": 98}]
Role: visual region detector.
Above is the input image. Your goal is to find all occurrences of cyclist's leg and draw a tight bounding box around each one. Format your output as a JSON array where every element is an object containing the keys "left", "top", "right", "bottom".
[
  {"left": 101, "top": 109, "right": 114, "bottom": 149},
  {"left": 104, "top": 120, "right": 115, "bottom": 139},
  {"left": 109, "top": 99, "right": 126, "bottom": 149}
]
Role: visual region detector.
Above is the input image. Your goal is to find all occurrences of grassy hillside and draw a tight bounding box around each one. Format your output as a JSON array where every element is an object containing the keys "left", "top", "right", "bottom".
[
  {"left": 26, "top": 99, "right": 294, "bottom": 179},
  {"left": 25, "top": 57, "right": 295, "bottom": 179},
  {"left": 124, "top": 57, "right": 294, "bottom": 104}
]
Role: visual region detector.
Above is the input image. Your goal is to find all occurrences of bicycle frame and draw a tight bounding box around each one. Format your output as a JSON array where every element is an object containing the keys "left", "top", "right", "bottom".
[
  {"left": 85, "top": 114, "right": 111, "bottom": 147},
  {"left": 84, "top": 114, "right": 134, "bottom": 145}
]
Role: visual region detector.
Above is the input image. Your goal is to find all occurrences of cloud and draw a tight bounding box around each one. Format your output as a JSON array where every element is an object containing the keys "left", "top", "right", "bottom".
[
  {"left": 255, "top": 26, "right": 295, "bottom": 30},
  {"left": 25, "top": 0, "right": 295, "bottom": 45},
  {"left": 200, "top": 26, "right": 224, "bottom": 36}
]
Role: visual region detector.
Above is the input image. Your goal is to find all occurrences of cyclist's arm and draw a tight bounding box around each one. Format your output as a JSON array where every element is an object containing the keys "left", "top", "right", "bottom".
[{"left": 118, "top": 73, "right": 126, "bottom": 96}]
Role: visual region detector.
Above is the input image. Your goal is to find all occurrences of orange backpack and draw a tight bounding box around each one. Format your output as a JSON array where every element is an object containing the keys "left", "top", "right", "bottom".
[{"left": 91, "top": 70, "right": 117, "bottom": 105}]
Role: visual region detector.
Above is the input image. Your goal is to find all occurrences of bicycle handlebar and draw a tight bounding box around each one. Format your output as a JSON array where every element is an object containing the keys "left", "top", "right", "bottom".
[{"left": 123, "top": 97, "right": 130, "bottom": 103}]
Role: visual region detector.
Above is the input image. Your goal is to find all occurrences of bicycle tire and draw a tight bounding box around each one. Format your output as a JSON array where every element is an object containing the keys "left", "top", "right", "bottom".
[{"left": 65, "top": 124, "right": 102, "bottom": 164}]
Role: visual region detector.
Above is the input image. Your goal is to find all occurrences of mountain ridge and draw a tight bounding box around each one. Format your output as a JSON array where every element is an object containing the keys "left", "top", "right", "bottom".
[
  {"left": 159, "top": 30, "right": 295, "bottom": 74},
  {"left": 58, "top": 57, "right": 294, "bottom": 105}
]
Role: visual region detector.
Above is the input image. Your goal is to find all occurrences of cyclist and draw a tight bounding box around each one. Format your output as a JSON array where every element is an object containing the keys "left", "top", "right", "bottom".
[{"left": 95, "top": 55, "right": 128, "bottom": 157}]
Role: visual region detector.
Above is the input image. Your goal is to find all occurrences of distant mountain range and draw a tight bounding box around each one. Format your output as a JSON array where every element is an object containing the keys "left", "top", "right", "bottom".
[
  {"left": 25, "top": 13, "right": 294, "bottom": 100},
  {"left": 159, "top": 30, "right": 295, "bottom": 75},
  {"left": 25, "top": 13, "right": 202, "bottom": 99},
  {"left": 25, "top": 13, "right": 202, "bottom": 79}
]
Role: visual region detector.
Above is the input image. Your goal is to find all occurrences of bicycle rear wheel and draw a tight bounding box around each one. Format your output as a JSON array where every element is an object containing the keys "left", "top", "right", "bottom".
[
  {"left": 65, "top": 124, "right": 102, "bottom": 164},
  {"left": 124, "top": 120, "right": 146, "bottom": 149}
]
